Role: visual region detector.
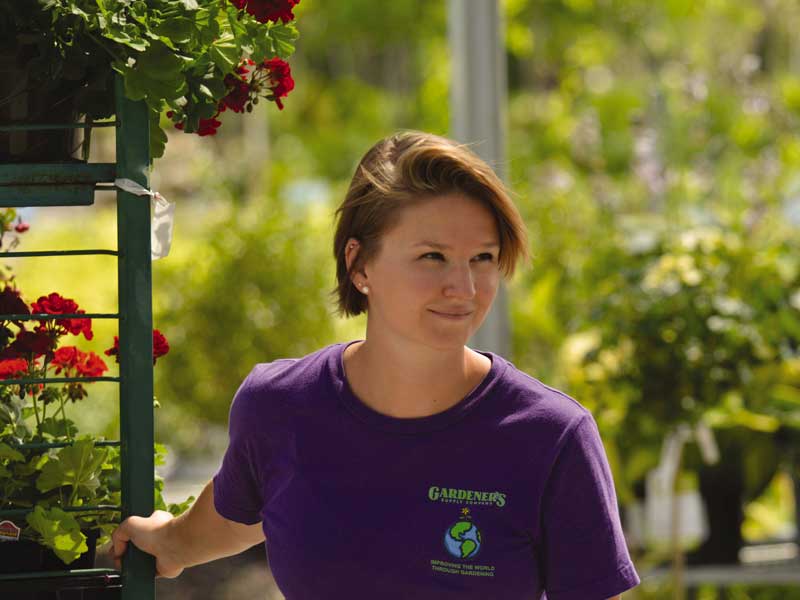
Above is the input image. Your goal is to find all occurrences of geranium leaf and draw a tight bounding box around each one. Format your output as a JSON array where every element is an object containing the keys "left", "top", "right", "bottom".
[
  {"left": 154, "top": 17, "right": 195, "bottom": 44},
  {"left": 36, "top": 439, "right": 108, "bottom": 497},
  {"left": 0, "top": 442, "right": 24, "bottom": 463},
  {"left": 26, "top": 506, "right": 88, "bottom": 564},
  {"left": 209, "top": 36, "right": 240, "bottom": 72},
  {"left": 267, "top": 23, "right": 298, "bottom": 59},
  {"left": 39, "top": 417, "right": 78, "bottom": 440},
  {"left": 14, "top": 452, "right": 49, "bottom": 479}
]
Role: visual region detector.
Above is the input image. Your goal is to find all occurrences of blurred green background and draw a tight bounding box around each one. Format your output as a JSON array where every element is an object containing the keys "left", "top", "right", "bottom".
[{"left": 6, "top": 0, "right": 800, "bottom": 594}]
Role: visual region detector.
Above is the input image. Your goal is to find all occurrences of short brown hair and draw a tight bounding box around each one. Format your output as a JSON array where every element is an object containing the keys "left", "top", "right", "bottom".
[{"left": 330, "top": 130, "right": 531, "bottom": 318}]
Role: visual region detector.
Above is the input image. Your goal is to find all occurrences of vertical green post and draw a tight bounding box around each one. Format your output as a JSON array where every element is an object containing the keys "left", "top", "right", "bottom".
[{"left": 115, "top": 76, "right": 156, "bottom": 599}]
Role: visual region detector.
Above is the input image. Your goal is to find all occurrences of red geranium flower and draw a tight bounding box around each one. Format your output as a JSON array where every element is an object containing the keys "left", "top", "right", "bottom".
[
  {"left": 221, "top": 73, "right": 251, "bottom": 113},
  {"left": 51, "top": 346, "right": 79, "bottom": 375},
  {"left": 76, "top": 351, "right": 108, "bottom": 378},
  {"left": 0, "top": 286, "right": 30, "bottom": 322},
  {"left": 105, "top": 329, "right": 170, "bottom": 365},
  {"left": 30, "top": 293, "right": 93, "bottom": 341},
  {"left": 232, "top": 0, "right": 300, "bottom": 24},
  {"left": 261, "top": 57, "right": 294, "bottom": 110},
  {"left": 197, "top": 116, "right": 223, "bottom": 136},
  {"left": 153, "top": 329, "right": 170, "bottom": 362},
  {"left": 0, "top": 358, "right": 28, "bottom": 379},
  {"left": 53, "top": 346, "right": 108, "bottom": 378},
  {"left": 3, "top": 329, "right": 55, "bottom": 360}
]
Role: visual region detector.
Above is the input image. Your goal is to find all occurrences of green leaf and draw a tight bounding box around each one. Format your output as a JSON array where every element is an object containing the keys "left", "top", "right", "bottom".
[
  {"left": 0, "top": 442, "right": 24, "bottom": 463},
  {"left": 154, "top": 442, "right": 167, "bottom": 466},
  {"left": 209, "top": 36, "right": 240, "bottom": 72},
  {"left": 39, "top": 417, "right": 78, "bottom": 440},
  {"left": 103, "top": 28, "right": 149, "bottom": 52},
  {"left": 149, "top": 106, "right": 168, "bottom": 159},
  {"left": 123, "top": 41, "right": 188, "bottom": 102},
  {"left": 36, "top": 439, "right": 109, "bottom": 497},
  {"left": 15, "top": 453, "right": 49, "bottom": 477},
  {"left": 168, "top": 496, "right": 195, "bottom": 516},
  {"left": 26, "top": 506, "right": 88, "bottom": 565},
  {"left": 267, "top": 22, "right": 298, "bottom": 59},
  {"left": 154, "top": 18, "right": 196, "bottom": 44}
]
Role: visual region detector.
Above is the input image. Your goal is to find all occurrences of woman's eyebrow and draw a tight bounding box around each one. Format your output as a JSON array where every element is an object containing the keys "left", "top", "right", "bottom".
[{"left": 412, "top": 241, "right": 500, "bottom": 249}]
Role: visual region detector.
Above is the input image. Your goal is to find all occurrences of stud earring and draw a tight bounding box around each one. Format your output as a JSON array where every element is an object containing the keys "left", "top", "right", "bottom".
[{"left": 361, "top": 286, "right": 369, "bottom": 294}]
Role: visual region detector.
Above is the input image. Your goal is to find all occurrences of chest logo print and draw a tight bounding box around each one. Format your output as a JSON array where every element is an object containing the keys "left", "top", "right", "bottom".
[
  {"left": 444, "top": 507, "right": 482, "bottom": 559},
  {"left": 428, "top": 485, "right": 507, "bottom": 507}
]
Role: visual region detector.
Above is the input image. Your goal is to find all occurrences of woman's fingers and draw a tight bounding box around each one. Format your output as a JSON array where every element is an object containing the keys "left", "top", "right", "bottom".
[
  {"left": 109, "top": 516, "right": 144, "bottom": 568},
  {"left": 110, "top": 519, "right": 131, "bottom": 563}
]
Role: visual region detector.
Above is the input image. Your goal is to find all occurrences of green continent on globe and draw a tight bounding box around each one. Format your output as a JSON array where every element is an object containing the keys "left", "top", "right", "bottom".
[
  {"left": 449, "top": 521, "right": 472, "bottom": 540},
  {"left": 461, "top": 539, "right": 477, "bottom": 558}
]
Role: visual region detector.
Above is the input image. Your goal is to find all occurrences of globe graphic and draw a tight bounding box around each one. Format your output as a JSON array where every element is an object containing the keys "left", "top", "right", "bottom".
[{"left": 444, "top": 520, "right": 482, "bottom": 559}]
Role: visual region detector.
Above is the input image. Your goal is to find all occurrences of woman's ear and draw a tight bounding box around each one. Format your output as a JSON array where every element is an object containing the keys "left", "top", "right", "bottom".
[{"left": 345, "top": 238, "right": 364, "bottom": 283}]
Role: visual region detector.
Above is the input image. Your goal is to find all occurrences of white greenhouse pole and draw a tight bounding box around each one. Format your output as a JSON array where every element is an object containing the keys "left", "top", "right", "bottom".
[{"left": 448, "top": 0, "right": 511, "bottom": 357}]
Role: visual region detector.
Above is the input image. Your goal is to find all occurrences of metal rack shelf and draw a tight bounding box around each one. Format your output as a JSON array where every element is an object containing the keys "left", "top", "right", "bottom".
[{"left": 0, "top": 76, "right": 156, "bottom": 599}]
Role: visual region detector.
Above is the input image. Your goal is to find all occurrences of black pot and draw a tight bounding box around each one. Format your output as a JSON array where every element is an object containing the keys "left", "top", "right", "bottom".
[
  {"left": 0, "top": 528, "right": 101, "bottom": 574},
  {"left": 0, "top": 529, "right": 121, "bottom": 599},
  {"left": 0, "top": 51, "right": 88, "bottom": 163}
]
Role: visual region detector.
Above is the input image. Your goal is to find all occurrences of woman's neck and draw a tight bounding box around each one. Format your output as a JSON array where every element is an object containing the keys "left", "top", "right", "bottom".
[{"left": 342, "top": 338, "right": 491, "bottom": 419}]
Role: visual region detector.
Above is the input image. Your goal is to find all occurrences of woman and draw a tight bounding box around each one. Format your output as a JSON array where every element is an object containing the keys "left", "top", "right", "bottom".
[{"left": 111, "top": 131, "right": 640, "bottom": 599}]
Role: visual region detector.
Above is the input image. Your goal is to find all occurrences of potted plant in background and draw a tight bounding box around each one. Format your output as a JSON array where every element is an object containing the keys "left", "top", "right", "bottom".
[
  {"left": 562, "top": 213, "right": 800, "bottom": 565},
  {"left": 0, "top": 0, "right": 300, "bottom": 162}
]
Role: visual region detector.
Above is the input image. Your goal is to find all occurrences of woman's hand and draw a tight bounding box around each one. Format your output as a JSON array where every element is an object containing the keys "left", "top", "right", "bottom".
[
  {"left": 109, "top": 480, "right": 264, "bottom": 576},
  {"left": 110, "top": 509, "right": 185, "bottom": 578}
]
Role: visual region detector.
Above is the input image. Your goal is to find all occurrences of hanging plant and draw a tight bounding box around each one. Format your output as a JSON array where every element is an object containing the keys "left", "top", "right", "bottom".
[{"left": 0, "top": 0, "right": 301, "bottom": 159}]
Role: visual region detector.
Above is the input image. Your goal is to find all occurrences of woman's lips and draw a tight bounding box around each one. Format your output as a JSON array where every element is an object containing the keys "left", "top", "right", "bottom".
[{"left": 430, "top": 310, "right": 472, "bottom": 320}]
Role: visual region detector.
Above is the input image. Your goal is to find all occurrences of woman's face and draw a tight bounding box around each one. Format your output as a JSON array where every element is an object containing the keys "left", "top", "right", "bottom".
[{"left": 348, "top": 193, "right": 501, "bottom": 351}]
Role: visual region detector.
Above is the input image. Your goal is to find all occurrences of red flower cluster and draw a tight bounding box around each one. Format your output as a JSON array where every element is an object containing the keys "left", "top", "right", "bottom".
[
  {"left": 31, "top": 293, "right": 93, "bottom": 340},
  {"left": 3, "top": 330, "right": 54, "bottom": 360},
  {"left": 51, "top": 346, "right": 108, "bottom": 378},
  {"left": 166, "top": 56, "right": 294, "bottom": 135},
  {"left": 168, "top": 112, "right": 222, "bottom": 136},
  {"left": 229, "top": 0, "right": 300, "bottom": 24},
  {"left": 261, "top": 57, "right": 294, "bottom": 110},
  {"left": 104, "top": 329, "right": 170, "bottom": 366},
  {"left": 153, "top": 330, "right": 170, "bottom": 361},
  {"left": 0, "top": 286, "right": 30, "bottom": 324},
  {"left": 222, "top": 70, "right": 252, "bottom": 113},
  {"left": 0, "top": 358, "right": 28, "bottom": 379},
  {"left": 220, "top": 57, "right": 295, "bottom": 113}
]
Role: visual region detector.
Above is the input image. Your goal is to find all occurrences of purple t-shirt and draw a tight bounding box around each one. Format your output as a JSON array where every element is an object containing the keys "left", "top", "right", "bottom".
[{"left": 212, "top": 341, "right": 640, "bottom": 599}]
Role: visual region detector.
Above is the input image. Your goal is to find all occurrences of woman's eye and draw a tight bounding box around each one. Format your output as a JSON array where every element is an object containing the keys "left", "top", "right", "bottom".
[{"left": 421, "top": 252, "right": 495, "bottom": 261}]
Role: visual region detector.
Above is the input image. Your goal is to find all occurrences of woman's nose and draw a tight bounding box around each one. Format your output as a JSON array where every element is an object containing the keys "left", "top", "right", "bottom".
[{"left": 443, "top": 264, "right": 477, "bottom": 297}]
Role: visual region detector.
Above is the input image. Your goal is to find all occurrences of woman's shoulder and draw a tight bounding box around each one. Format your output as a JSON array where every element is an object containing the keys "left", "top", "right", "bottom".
[
  {"left": 230, "top": 343, "right": 340, "bottom": 416},
  {"left": 491, "top": 355, "right": 593, "bottom": 437}
]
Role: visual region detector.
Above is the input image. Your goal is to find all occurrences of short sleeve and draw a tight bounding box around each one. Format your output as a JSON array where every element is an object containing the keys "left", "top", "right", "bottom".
[
  {"left": 212, "top": 371, "right": 265, "bottom": 525},
  {"left": 539, "top": 413, "right": 640, "bottom": 600}
]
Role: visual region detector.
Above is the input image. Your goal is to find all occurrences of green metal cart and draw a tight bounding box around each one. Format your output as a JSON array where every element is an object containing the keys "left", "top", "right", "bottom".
[{"left": 0, "top": 76, "right": 157, "bottom": 599}]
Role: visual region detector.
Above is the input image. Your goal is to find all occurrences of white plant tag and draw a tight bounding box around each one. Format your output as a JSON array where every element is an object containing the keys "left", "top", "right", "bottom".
[
  {"left": 695, "top": 421, "right": 720, "bottom": 465},
  {"left": 114, "top": 178, "right": 175, "bottom": 260}
]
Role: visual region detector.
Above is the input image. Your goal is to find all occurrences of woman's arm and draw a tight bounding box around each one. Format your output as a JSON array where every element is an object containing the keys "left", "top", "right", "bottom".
[{"left": 110, "top": 478, "right": 265, "bottom": 578}]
